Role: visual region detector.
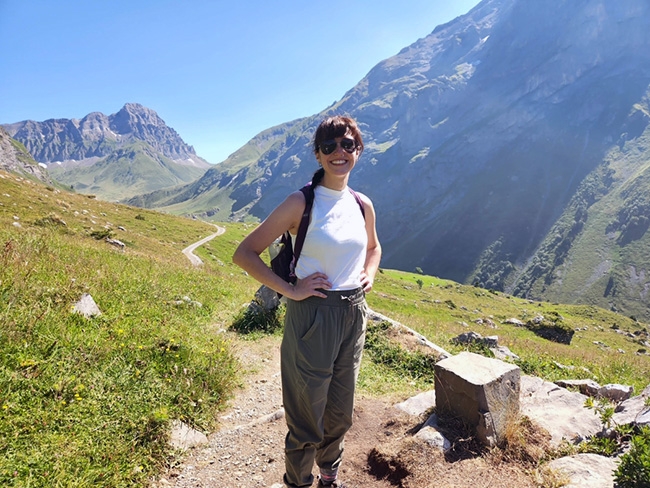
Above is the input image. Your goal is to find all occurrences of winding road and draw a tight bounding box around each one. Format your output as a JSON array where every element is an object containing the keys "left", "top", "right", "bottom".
[{"left": 181, "top": 225, "right": 226, "bottom": 265}]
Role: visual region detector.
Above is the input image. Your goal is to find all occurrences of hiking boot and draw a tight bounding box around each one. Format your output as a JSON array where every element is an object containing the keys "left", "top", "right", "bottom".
[{"left": 317, "top": 476, "right": 348, "bottom": 487}]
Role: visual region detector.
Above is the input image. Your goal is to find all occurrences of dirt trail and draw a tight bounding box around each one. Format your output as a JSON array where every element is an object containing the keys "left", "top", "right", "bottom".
[
  {"left": 182, "top": 225, "right": 225, "bottom": 266},
  {"left": 152, "top": 333, "right": 538, "bottom": 488}
]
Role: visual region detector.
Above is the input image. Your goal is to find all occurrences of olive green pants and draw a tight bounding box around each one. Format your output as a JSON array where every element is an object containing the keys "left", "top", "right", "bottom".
[{"left": 281, "top": 288, "right": 367, "bottom": 488}]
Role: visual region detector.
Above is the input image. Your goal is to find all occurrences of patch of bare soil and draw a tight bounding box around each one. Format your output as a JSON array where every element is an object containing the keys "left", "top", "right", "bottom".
[{"left": 153, "top": 333, "right": 544, "bottom": 488}]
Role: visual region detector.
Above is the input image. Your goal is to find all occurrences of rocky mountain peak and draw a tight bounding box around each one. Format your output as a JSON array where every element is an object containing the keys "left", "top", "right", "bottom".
[
  {"left": 110, "top": 103, "right": 166, "bottom": 135},
  {"left": 2, "top": 104, "right": 209, "bottom": 165}
]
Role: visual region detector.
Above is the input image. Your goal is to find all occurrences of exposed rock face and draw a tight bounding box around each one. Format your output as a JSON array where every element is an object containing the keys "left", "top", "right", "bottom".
[
  {"left": 0, "top": 126, "right": 51, "bottom": 183},
  {"left": 3, "top": 103, "right": 209, "bottom": 167}
]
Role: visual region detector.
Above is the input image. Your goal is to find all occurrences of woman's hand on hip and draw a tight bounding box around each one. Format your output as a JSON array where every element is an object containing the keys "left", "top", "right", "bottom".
[
  {"left": 360, "top": 271, "right": 374, "bottom": 293},
  {"left": 289, "top": 272, "right": 331, "bottom": 300}
]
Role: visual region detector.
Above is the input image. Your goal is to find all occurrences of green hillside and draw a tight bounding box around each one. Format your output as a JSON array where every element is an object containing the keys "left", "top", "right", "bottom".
[
  {"left": 509, "top": 111, "right": 650, "bottom": 320},
  {"left": 48, "top": 141, "right": 208, "bottom": 202},
  {"left": 1, "top": 169, "right": 649, "bottom": 487}
]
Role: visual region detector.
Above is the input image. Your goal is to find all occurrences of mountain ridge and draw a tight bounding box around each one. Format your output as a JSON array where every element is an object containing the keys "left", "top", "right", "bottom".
[{"left": 3, "top": 103, "right": 211, "bottom": 200}]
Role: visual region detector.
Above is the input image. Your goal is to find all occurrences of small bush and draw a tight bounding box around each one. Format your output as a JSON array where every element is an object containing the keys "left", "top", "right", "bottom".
[
  {"left": 89, "top": 228, "right": 113, "bottom": 240},
  {"left": 33, "top": 213, "right": 67, "bottom": 227},
  {"left": 614, "top": 426, "right": 650, "bottom": 487},
  {"left": 525, "top": 316, "right": 575, "bottom": 344},
  {"left": 231, "top": 305, "right": 282, "bottom": 335},
  {"left": 364, "top": 322, "right": 437, "bottom": 382}
]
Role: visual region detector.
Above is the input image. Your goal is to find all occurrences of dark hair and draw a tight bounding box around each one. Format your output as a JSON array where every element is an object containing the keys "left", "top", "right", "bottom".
[{"left": 311, "top": 115, "right": 364, "bottom": 187}]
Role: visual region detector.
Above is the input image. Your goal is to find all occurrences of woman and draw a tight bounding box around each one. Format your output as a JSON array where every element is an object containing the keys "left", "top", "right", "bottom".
[{"left": 233, "top": 115, "right": 381, "bottom": 488}]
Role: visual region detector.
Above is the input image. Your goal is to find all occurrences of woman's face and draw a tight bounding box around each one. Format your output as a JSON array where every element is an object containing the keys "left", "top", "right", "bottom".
[{"left": 315, "top": 130, "right": 360, "bottom": 181}]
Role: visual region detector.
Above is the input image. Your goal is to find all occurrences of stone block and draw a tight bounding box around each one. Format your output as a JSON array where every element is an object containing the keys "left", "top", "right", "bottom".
[{"left": 434, "top": 352, "right": 520, "bottom": 447}]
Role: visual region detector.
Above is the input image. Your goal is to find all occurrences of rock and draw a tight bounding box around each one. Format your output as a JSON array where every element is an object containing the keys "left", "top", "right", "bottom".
[
  {"left": 546, "top": 453, "right": 618, "bottom": 488},
  {"left": 504, "top": 318, "right": 525, "bottom": 326},
  {"left": 105, "top": 237, "right": 125, "bottom": 250},
  {"left": 452, "top": 331, "right": 483, "bottom": 344},
  {"left": 435, "top": 352, "right": 520, "bottom": 447},
  {"left": 491, "top": 345, "right": 519, "bottom": 361},
  {"left": 520, "top": 376, "right": 602, "bottom": 446},
  {"left": 72, "top": 293, "right": 102, "bottom": 318},
  {"left": 414, "top": 413, "right": 451, "bottom": 451},
  {"left": 170, "top": 420, "right": 208, "bottom": 450},
  {"left": 394, "top": 390, "right": 436, "bottom": 417},
  {"left": 253, "top": 285, "right": 280, "bottom": 311},
  {"left": 555, "top": 379, "right": 601, "bottom": 397},
  {"left": 612, "top": 383, "right": 650, "bottom": 426},
  {"left": 451, "top": 331, "right": 497, "bottom": 348},
  {"left": 598, "top": 384, "right": 633, "bottom": 402}
]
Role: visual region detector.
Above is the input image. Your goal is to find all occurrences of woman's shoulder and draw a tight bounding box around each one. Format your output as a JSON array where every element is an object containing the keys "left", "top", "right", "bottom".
[
  {"left": 285, "top": 188, "right": 307, "bottom": 206},
  {"left": 348, "top": 187, "right": 373, "bottom": 208},
  {"left": 280, "top": 189, "right": 308, "bottom": 219}
]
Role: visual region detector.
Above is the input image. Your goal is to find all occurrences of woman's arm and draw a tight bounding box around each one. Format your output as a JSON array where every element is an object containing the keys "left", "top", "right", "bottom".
[
  {"left": 358, "top": 193, "right": 382, "bottom": 292},
  {"left": 232, "top": 191, "right": 331, "bottom": 300}
]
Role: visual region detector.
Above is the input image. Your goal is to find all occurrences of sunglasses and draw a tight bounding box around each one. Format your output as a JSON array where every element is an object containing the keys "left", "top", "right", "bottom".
[{"left": 319, "top": 138, "right": 357, "bottom": 155}]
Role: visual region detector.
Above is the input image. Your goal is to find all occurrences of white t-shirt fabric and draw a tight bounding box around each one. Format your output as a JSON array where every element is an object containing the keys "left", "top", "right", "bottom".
[{"left": 293, "top": 185, "right": 367, "bottom": 291}]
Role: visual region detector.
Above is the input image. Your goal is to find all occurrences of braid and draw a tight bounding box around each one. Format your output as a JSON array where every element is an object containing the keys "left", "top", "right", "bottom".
[{"left": 311, "top": 167, "right": 325, "bottom": 188}]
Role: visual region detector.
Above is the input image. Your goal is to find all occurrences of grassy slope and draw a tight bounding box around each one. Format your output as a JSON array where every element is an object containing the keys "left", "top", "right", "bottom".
[
  {"left": 1, "top": 170, "right": 649, "bottom": 486},
  {"left": 0, "top": 171, "right": 256, "bottom": 487},
  {"left": 363, "top": 269, "right": 650, "bottom": 399}
]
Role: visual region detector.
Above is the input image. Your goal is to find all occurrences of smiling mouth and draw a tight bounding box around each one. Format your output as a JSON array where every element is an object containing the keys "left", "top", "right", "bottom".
[{"left": 330, "top": 159, "right": 347, "bottom": 166}]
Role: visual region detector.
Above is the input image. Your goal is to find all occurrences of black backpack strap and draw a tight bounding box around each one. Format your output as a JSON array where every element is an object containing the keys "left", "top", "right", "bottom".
[{"left": 291, "top": 184, "right": 315, "bottom": 270}]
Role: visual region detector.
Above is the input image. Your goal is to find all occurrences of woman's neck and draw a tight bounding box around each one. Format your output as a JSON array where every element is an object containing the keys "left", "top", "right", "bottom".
[{"left": 320, "top": 174, "right": 349, "bottom": 191}]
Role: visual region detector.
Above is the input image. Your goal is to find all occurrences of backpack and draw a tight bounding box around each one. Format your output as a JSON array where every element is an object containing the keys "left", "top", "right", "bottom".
[{"left": 269, "top": 183, "right": 365, "bottom": 296}]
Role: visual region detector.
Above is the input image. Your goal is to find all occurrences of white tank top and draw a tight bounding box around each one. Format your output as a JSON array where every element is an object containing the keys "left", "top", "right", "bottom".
[{"left": 294, "top": 185, "right": 367, "bottom": 290}]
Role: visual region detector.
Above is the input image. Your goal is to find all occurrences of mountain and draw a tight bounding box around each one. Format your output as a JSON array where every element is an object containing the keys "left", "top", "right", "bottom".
[
  {"left": 131, "top": 0, "right": 650, "bottom": 319},
  {"left": 3, "top": 103, "right": 211, "bottom": 201},
  {"left": 0, "top": 126, "right": 53, "bottom": 184}
]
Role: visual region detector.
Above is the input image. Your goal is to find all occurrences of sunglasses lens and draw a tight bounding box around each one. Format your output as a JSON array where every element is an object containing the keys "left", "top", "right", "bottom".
[
  {"left": 340, "top": 138, "right": 356, "bottom": 152},
  {"left": 319, "top": 138, "right": 357, "bottom": 155},
  {"left": 320, "top": 141, "right": 337, "bottom": 155}
]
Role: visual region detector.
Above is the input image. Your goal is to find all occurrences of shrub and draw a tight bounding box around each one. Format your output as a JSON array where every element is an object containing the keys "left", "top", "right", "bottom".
[
  {"left": 364, "top": 321, "right": 437, "bottom": 382},
  {"left": 231, "top": 305, "right": 283, "bottom": 335},
  {"left": 614, "top": 426, "right": 650, "bottom": 487},
  {"left": 89, "top": 228, "right": 113, "bottom": 240}
]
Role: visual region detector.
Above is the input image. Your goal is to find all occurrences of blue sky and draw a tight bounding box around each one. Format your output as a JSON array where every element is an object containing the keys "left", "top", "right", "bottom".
[{"left": 0, "top": 0, "right": 478, "bottom": 164}]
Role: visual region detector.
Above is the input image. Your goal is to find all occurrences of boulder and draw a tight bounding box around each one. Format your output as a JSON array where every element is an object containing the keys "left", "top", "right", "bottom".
[
  {"left": 170, "top": 420, "right": 208, "bottom": 450},
  {"left": 520, "top": 376, "right": 601, "bottom": 446},
  {"left": 72, "top": 293, "right": 102, "bottom": 318},
  {"left": 434, "top": 352, "right": 520, "bottom": 447},
  {"left": 546, "top": 453, "right": 618, "bottom": 488},
  {"left": 612, "top": 383, "right": 650, "bottom": 426}
]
